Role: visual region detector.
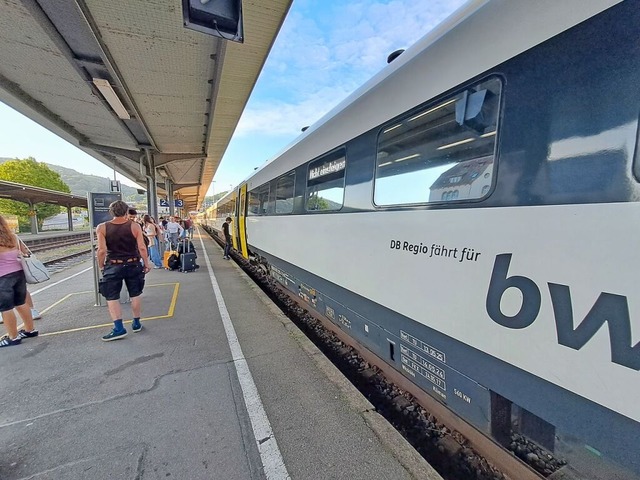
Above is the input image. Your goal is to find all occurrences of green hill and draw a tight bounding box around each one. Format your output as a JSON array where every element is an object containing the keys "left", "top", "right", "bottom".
[{"left": 0, "top": 157, "right": 145, "bottom": 202}]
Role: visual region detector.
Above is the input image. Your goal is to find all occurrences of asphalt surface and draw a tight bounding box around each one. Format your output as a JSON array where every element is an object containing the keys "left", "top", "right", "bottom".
[{"left": 0, "top": 229, "right": 441, "bottom": 480}]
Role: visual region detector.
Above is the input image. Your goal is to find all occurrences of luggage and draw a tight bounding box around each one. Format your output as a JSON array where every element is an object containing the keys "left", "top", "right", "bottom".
[
  {"left": 168, "top": 254, "right": 181, "bottom": 270},
  {"left": 179, "top": 252, "right": 198, "bottom": 272},
  {"left": 163, "top": 250, "right": 178, "bottom": 269},
  {"left": 178, "top": 238, "right": 196, "bottom": 256}
]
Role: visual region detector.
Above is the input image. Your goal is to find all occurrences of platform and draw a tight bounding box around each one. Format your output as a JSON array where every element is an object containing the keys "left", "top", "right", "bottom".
[{"left": 0, "top": 228, "right": 441, "bottom": 480}]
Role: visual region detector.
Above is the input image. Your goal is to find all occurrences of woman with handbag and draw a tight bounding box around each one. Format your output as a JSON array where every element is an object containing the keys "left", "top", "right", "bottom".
[
  {"left": 0, "top": 215, "right": 38, "bottom": 347},
  {"left": 143, "top": 214, "right": 162, "bottom": 268}
]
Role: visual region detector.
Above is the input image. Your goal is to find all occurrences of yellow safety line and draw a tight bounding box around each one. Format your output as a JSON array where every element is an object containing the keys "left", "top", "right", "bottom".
[
  {"left": 9, "top": 283, "right": 181, "bottom": 338},
  {"left": 40, "top": 291, "right": 92, "bottom": 315},
  {"left": 167, "top": 281, "right": 180, "bottom": 317}
]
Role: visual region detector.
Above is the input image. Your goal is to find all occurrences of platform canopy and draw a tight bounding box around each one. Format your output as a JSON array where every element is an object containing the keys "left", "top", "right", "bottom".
[
  {"left": 0, "top": 180, "right": 87, "bottom": 208},
  {"left": 0, "top": 0, "right": 292, "bottom": 212}
]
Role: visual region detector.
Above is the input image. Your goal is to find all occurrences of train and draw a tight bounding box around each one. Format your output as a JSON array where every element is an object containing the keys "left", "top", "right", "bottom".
[{"left": 199, "top": 0, "right": 640, "bottom": 477}]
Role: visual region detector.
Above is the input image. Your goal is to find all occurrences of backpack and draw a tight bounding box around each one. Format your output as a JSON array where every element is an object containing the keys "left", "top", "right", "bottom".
[{"left": 167, "top": 254, "right": 180, "bottom": 270}]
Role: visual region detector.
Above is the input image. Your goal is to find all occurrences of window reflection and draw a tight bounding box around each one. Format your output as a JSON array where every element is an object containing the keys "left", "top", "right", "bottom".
[
  {"left": 374, "top": 77, "right": 501, "bottom": 206},
  {"left": 248, "top": 183, "right": 270, "bottom": 216},
  {"left": 275, "top": 172, "right": 295, "bottom": 214}
]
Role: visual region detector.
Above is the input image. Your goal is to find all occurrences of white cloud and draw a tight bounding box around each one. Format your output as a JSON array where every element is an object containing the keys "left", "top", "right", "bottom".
[
  {"left": 236, "top": 83, "right": 355, "bottom": 137},
  {"left": 230, "top": 0, "right": 466, "bottom": 140},
  {"left": 235, "top": 0, "right": 467, "bottom": 139}
]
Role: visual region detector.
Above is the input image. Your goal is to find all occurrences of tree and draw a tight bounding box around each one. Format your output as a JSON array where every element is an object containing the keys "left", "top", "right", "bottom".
[
  {"left": 0, "top": 157, "right": 71, "bottom": 230},
  {"left": 307, "top": 195, "right": 330, "bottom": 211}
]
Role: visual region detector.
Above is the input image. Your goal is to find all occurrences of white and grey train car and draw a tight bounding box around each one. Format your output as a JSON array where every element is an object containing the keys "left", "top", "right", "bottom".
[
  {"left": 220, "top": 1, "right": 640, "bottom": 476},
  {"left": 200, "top": 190, "right": 237, "bottom": 239}
]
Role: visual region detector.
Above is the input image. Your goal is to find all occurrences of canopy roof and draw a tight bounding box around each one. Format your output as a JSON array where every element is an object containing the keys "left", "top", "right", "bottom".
[
  {"left": 0, "top": 0, "right": 292, "bottom": 211},
  {"left": 0, "top": 180, "right": 87, "bottom": 208}
]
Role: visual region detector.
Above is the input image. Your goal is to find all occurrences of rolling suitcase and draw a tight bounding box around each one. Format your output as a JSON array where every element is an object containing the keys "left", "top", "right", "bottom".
[
  {"left": 178, "top": 238, "right": 196, "bottom": 256},
  {"left": 179, "top": 252, "right": 198, "bottom": 272}
]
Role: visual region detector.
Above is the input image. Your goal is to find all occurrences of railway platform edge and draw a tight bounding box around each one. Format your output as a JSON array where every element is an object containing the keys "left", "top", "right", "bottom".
[{"left": 0, "top": 229, "right": 441, "bottom": 480}]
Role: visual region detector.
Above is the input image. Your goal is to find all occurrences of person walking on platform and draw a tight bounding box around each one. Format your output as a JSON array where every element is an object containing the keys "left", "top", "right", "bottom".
[
  {"left": 96, "top": 200, "right": 151, "bottom": 341},
  {"left": 184, "top": 217, "right": 193, "bottom": 239},
  {"left": 1, "top": 290, "right": 40, "bottom": 325},
  {"left": 143, "top": 214, "right": 162, "bottom": 268},
  {"left": 222, "top": 216, "right": 232, "bottom": 260},
  {"left": 0, "top": 215, "right": 38, "bottom": 347},
  {"left": 127, "top": 208, "right": 137, "bottom": 222},
  {"left": 165, "top": 216, "right": 183, "bottom": 250},
  {"left": 154, "top": 217, "right": 166, "bottom": 253}
]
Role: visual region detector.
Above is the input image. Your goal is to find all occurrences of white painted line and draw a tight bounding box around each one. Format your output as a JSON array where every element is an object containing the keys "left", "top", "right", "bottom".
[
  {"left": 197, "top": 233, "right": 290, "bottom": 480},
  {"left": 30, "top": 266, "right": 93, "bottom": 296}
]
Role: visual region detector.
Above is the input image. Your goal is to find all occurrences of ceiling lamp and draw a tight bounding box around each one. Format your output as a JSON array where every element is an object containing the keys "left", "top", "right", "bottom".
[{"left": 92, "top": 79, "right": 131, "bottom": 120}]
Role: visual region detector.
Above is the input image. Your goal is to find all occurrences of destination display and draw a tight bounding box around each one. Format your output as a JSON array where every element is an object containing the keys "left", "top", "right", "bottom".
[{"left": 308, "top": 158, "right": 346, "bottom": 180}]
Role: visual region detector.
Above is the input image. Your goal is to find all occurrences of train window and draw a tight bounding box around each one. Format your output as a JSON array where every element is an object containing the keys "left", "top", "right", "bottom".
[
  {"left": 275, "top": 171, "right": 295, "bottom": 214},
  {"left": 248, "top": 183, "right": 270, "bottom": 216},
  {"left": 306, "top": 150, "right": 346, "bottom": 211},
  {"left": 374, "top": 77, "right": 502, "bottom": 206},
  {"left": 239, "top": 191, "right": 246, "bottom": 217}
]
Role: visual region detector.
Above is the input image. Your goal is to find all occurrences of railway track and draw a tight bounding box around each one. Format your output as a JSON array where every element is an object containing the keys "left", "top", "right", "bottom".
[
  {"left": 29, "top": 238, "right": 89, "bottom": 253},
  {"left": 21, "top": 232, "right": 91, "bottom": 253},
  {"left": 24, "top": 234, "right": 94, "bottom": 273},
  {"left": 42, "top": 249, "right": 93, "bottom": 273}
]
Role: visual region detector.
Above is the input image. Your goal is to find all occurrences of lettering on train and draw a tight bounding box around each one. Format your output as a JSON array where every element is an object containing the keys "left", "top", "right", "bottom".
[
  {"left": 486, "top": 253, "right": 640, "bottom": 370},
  {"left": 390, "top": 239, "right": 481, "bottom": 262}
]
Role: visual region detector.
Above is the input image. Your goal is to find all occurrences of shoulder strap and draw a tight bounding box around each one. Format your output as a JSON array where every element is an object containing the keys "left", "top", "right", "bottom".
[{"left": 16, "top": 235, "right": 32, "bottom": 255}]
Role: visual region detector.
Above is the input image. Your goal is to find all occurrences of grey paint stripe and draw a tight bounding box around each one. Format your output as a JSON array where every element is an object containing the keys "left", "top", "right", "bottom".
[{"left": 197, "top": 232, "right": 290, "bottom": 480}]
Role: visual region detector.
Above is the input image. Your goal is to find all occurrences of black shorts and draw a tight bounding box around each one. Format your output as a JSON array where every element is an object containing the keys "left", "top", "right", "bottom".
[
  {"left": 99, "top": 263, "right": 145, "bottom": 301},
  {"left": 0, "top": 270, "right": 28, "bottom": 312}
]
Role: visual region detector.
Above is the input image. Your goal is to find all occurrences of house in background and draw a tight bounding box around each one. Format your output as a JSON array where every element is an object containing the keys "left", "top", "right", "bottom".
[{"left": 429, "top": 156, "right": 493, "bottom": 202}]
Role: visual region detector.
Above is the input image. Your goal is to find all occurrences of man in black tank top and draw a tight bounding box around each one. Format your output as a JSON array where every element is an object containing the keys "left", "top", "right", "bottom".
[{"left": 96, "top": 200, "right": 152, "bottom": 341}]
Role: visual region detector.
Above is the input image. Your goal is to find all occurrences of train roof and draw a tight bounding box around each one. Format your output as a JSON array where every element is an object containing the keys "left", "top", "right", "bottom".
[
  {"left": 214, "top": 189, "right": 236, "bottom": 208},
  {"left": 245, "top": 0, "right": 621, "bottom": 190}
]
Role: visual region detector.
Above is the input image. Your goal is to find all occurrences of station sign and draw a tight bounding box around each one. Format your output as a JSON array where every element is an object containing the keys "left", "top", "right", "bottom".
[
  {"left": 88, "top": 192, "right": 122, "bottom": 228},
  {"left": 87, "top": 192, "right": 122, "bottom": 307},
  {"left": 158, "top": 198, "right": 184, "bottom": 208}
]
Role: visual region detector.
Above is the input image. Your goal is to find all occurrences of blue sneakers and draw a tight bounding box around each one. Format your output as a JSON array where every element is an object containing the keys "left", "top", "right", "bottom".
[
  {"left": 18, "top": 329, "right": 39, "bottom": 339},
  {"left": 0, "top": 337, "right": 21, "bottom": 347},
  {"left": 102, "top": 328, "right": 127, "bottom": 342},
  {"left": 131, "top": 320, "right": 142, "bottom": 333}
]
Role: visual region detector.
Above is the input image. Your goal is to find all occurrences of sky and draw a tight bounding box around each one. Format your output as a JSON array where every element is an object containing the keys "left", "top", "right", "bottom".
[{"left": 0, "top": 0, "right": 467, "bottom": 196}]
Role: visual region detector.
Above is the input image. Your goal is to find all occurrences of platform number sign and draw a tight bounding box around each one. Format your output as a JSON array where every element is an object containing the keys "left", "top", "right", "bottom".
[{"left": 174, "top": 199, "right": 184, "bottom": 208}]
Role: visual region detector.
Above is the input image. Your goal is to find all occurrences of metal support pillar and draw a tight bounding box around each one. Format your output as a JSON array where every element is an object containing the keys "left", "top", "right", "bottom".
[
  {"left": 144, "top": 149, "right": 158, "bottom": 221},
  {"left": 146, "top": 185, "right": 153, "bottom": 218},
  {"left": 167, "top": 179, "right": 175, "bottom": 216},
  {"left": 28, "top": 200, "right": 38, "bottom": 234},
  {"left": 67, "top": 206, "right": 74, "bottom": 231}
]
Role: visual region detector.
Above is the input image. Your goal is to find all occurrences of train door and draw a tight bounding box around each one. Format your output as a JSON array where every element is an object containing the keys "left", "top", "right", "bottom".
[
  {"left": 230, "top": 191, "right": 238, "bottom": 251},
  {"left": 237, "top": 183, "right": 249, "bottom": 258}
]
